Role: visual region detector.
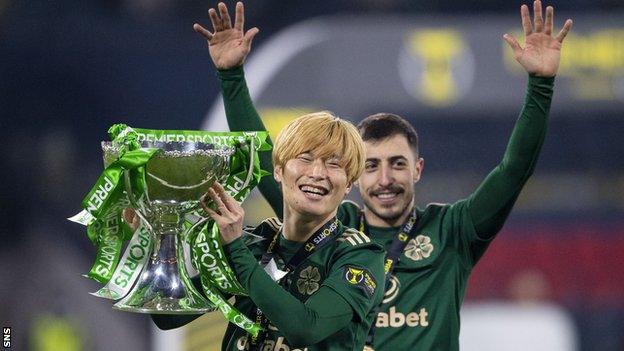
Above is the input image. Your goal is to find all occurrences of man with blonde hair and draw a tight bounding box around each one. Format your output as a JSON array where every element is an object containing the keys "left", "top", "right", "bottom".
[
  {"left": 153, "top": 111, "right": 385, "bottom": 351},
  {"left": 194, "top": 1, "right": 572, "bottom": 350}
]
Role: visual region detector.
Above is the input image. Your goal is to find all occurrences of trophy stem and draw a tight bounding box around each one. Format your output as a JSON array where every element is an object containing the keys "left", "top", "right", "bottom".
[{"left": 113, "top": 202, "right": 214, "bottom": 314}]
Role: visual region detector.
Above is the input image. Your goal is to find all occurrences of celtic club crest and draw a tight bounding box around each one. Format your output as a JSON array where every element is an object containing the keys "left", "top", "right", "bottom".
[
  {"left": 404, "top": 235, "right": 434, "bottom": 261},
  {"left": 296, "top": 266, "right": 321, "bottom": 295}
]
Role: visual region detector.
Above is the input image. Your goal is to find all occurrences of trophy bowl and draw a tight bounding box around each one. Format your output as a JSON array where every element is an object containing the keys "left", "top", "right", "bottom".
[{"left": 101, "top": 140, "right": 235, "bottom": 314}]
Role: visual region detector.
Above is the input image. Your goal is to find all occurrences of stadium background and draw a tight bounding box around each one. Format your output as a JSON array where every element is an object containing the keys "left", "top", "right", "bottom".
[{"left": 1, "top": 0, "right": 623, "bottom": 350}]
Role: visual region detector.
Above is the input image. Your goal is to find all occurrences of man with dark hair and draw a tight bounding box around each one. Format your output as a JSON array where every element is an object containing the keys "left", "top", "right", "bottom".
[
  {"left": 352, "top": 113, "right": 422, "bottom": 230},
  {"left": 357, "top": 113, "right": 419, "bottom": 157},
  {"left": 193, "top": 1, "right": 572, "bottom": 349}
]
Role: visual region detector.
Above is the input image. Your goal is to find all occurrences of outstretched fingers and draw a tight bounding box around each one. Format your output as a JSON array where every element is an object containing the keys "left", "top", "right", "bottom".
[
  {"left": 209, "top": 8, "right": 223, "bottom": 32},
  {"left": 544, "top": 6, "right": 554, "bottom": 36},
  {"left": 234, "top": 2, "right": 244, "bottom": 32},
  {"left": 521, "top": 4, "right": 532, "bottom": 36},
  {"left": 555, "top": 19, "right": 573, "bottom": 43},
  {"left": 243, "top": 27, "right": 259, "bottom": 48},
  {"left": 533, "top": 0, "right": 544, "bottom": 33},
  {"left": 503, "top": 34, "right": 523, "bottom": 59},
  {"left": 193, "top": 23, "right": 213, "bottom": 41},
  {"left": 218, "top": 2, "right": 232, "bottom": 30}
]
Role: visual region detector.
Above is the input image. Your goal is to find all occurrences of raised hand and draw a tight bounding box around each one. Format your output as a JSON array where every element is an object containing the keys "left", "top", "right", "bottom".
[
  {"left": 193, "top": 2, "right": 259, "bottom": 70},
  {"left": 201, "top": 182, "right": 245, "bottom": 245},
  {"left": 503, "top": 0, "right": 572, "bottom": 77}
]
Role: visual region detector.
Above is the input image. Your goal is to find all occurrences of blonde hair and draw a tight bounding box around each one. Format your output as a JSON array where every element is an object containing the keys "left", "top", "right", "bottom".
[{"left": 272, "top": 111, "right": 365, "bottom": 184}]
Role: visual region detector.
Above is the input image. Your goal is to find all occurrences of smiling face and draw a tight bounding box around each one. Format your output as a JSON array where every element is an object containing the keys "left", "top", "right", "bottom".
[
  {"left": 357, "top": 134, "right": 423, "bottom": 227},
  {"left": 272, "top": 111, "right": 365, "bottom": 223},
  {"left": 275, "top": 152, "right": 351, "bottom": 220}
]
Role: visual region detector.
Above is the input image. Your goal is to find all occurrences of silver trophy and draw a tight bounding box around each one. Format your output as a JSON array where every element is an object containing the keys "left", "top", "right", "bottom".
[{"left": 102, "top": 140, "right": 235, "bottom": 314}]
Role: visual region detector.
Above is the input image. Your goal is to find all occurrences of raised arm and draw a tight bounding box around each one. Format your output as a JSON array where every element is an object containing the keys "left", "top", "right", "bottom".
[
  {"left": 467, "top": 0, "right": 572, "bottom": 239},
  {"left": 194, "top": 2, "right": 283, "bottom": 217}
]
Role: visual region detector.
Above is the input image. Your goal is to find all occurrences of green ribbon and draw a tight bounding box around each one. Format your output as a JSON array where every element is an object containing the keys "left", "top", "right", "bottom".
[
  {"left": 200, "top": 276, "right": 262, "bottom": 337},
  {"left": 91, "top": 224, "right": 152, "bottom": 299},
  {"left": 70, "top": 124, "right": 270, "bottom": 336},
  {"left": 191, "top": 222, "right": 246, "bottom": 295},
  {"left": 130, "top": 127, "right": 271, "bottom": 153},
  {"left": 72, "top": 146, "right": 159, "bottom": 282}
]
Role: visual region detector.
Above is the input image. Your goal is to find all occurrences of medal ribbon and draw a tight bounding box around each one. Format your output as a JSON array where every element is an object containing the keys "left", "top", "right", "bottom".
[
  {"left": 249, "top": 218, "right": 340, "bottom": 350},
  {"left": 362, "top": 208, "right": 419, "bottom": 347}
]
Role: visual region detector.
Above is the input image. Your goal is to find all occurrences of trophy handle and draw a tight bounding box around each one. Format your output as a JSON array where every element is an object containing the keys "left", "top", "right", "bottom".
[
  {"left": 240, "top": 134, "right": 256, "bottom": 191},
  {"left": 185, "top": 134, "right": 257, "bottom": 232}
]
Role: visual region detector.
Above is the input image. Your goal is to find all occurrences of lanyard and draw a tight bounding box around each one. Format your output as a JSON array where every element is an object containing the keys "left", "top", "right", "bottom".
[
  {"left": 362, "top": 208, "right": 419, "bottom": 347},
  {"left": 249, "top": 217, "right": 340, "bottom": 350},
  {"left": 261, "top": 217, "right": 339, "bottom": 271},
  {"left": 359, "top": 208, "right": 418, "bottom": 279}
]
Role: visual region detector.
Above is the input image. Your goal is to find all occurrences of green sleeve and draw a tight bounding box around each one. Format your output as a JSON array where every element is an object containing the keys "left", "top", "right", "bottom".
[
  {"left": 223, "top": 238, "right": 354, "bottom": 347},
  {"left": 337, "top": 200, "right": 362, "bottom": 229},
  {"left": 218, "top": 67, "right": 283, "bottom": 218},
  {"left": 466, "top": 75, "right": 554, "bottom": 241},
  {"left": 321, "top": 237, "right": 386, "bottom": 323}
]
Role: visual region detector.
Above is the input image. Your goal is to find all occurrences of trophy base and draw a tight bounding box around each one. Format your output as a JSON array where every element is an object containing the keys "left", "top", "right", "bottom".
[
  {"left": 113, "top": 299, "right": 216, "bottom": 315},
  {"left": 112, "top": 230, "right": 216, "bottom": 315},
  {"left": 97, "top": 139, "right": 238, "bottom": 316}
]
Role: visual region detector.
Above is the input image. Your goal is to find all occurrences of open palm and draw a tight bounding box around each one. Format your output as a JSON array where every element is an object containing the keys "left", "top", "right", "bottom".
[
  {"left": 193, "top": 2, "right": 259, "bottom": 70},
  {"left": 504, "top": 1, "right": 573, "bottom": 77}
]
